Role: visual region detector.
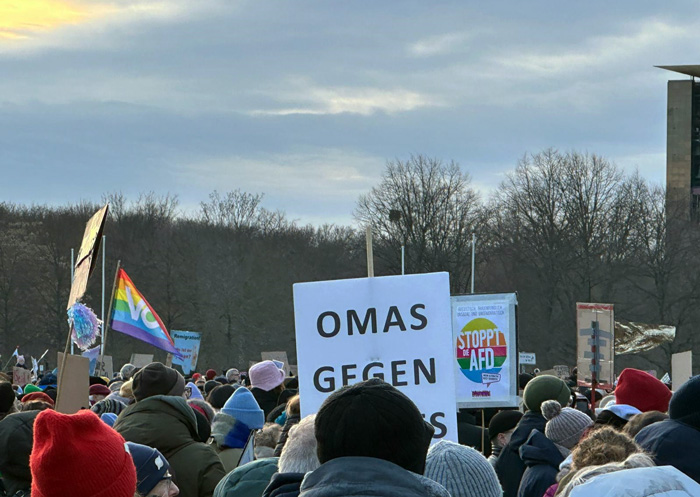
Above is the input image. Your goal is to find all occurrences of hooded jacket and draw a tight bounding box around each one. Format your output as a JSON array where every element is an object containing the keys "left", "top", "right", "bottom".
[
  {"left": 0, "top": 411, "right": 40, "bottom": 496},
  {"left": 495, "top": 411, "right": 546, "bottom": 497},
  {"left": 262, "top": 472, "right": 305, "bottom": 497},
  {"left": 251, "top": 388, "right": 282, "bottom": 418},
  {"left": 635, "top": 419, "right": 700, "bottom": 483},
  {"left": 517, "top": 430, "right": 565, "bottom": 497},
  {"left": 214, "top": 458, "right": 279, "bottom": 497},
  {"left": 210, "top": 412, "right": 248, "bottom": 473},
  {"left": 566, "top": 465, "right": 700, "bottom": 497},
  {"left": 298, "top": 457, "right": 450, "bottom": 497},
  {"left": 114, "top": 395, "right": 225, "bottom": 497},
  {"left": 274, "top": 414, "right": 301, "bottom": 457}
]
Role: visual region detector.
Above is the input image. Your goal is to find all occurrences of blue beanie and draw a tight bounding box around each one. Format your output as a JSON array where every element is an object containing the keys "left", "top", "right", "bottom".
[
  {"left": 100, "top": 413, "right": 118, "bottom": 427},
  {"left": 221, "top": 387, "right": 264, "bottom": 429},
  {"left": 126, "top": 442, "right": 170, "bottom": 496}
]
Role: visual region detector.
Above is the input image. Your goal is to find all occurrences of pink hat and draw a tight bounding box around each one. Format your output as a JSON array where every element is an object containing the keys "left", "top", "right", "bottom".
[{"left": 249, "top": 360, "right": 286, "bottom": 392}]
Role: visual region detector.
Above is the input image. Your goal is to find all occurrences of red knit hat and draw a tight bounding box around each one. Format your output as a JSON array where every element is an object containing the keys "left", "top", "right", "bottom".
[
  {"left": 615, "top": 368, "right": 672, "bottom": 413},
  {"left": 30, "top": 410, "right": 137, "bottom": 497},
  {"left": 89, "top": 384, "right": 111, "bottom": 397},
  {"left": 206, "top": 369, "right": 217, "bottom": 381},
  {"left": 21, "top": 392, "right": 54, "bottom": 407}
]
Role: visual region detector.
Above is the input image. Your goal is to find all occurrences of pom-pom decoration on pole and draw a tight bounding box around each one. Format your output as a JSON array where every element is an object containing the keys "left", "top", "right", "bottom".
[{"left": 67, "top": 303, "right": 102, "bottom": 351}]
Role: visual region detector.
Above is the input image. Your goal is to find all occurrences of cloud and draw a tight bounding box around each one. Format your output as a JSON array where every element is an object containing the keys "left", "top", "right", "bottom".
[{"left": 408, "top": 31, "right": 478, "bottom": 57}]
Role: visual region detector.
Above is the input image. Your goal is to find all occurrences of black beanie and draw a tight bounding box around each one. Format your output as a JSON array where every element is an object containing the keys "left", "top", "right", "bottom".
[
  {"left": 594, "top": 409, "right": 628, "bottom": 430},
  {"left": 0, "top": 382, "right": 15, "bottom": 413},
  {"left": 0, "top": 410, "right": 40, "bottom": 493},
  {"left": 669, "top": 374, "right": 700, "bottom": 429},
  {"left": 314, "top": 378, "right": 434, "bottom": 474},
  {"left": 133, "top": 362, "right": 185, "bottom": 402},
  {"left": 191, "top": 407, "right": 212, "bottom": 442},
  {"left": 204, "top": 380, "right": 221, "bottom": 396},
  {"left": 207, "top": 385, "right": 236, "bottom": 409},
  {"left": 488, "top": 410, "right": 523, "bottom": 441}
]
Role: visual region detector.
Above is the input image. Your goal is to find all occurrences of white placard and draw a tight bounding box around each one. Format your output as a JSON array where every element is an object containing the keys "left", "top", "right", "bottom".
[
  {"left": 672, "top": 351, "right": 693, "bottom": 391},
  {"left": 452, "top": 293, "right": 519, "bottom": 408},
  {"left": 519, "top": 352, "right": 536, "bottom": 365},
  {"left": 294, "top": 272, "right": 457, "bottom": 442}
]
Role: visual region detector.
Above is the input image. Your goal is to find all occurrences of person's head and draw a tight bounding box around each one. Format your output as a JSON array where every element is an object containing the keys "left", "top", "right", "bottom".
[
  {"left": 120, "top": 363, "right": 137, "bottom": 381},
  {"left": 286, "top": 394, "right": 301, "bottom": 416},
  {"left": 0, "top": 381, "right": 16, "bottom": 415},
  {"left": 120, "top": 378, "right": 135, "bottom": 400},
  {"left": 0, "top": 410, "right": 40, "bottom": 495},
  {"left": 249, "top": 360, "right": 286, "bottom": 393},
  {"left": 668, "top": 374, "right": 700, "bottom": 428},
  {"left": 542, "top": 400, "right": 593, "bottom": 451},
  {"left": 615, "top": 368, "right": 671, "bottom": 413},
  {"left": 255, "top": 423, "right": 282, "bottom": 459},
  {"left": 488, "top": 410, "right": 522, "bottom": 448},
  {"left": 559, "top": 453, "right": 656, "bottom": 497},
  {"left": 314, "top": 378, "right": 434, "bottom": 474},
  {"left": 21, "top": 392, "right": 55, "bottom": 408},
  {"left": 226, "top": 368, "right": 240, "bottom": 383},
  {"left": 188, "top": 399, "right": 215, "bottom": 424},
  {"left": 30, "top": 410, "right": 137, "bottom": 497},
  {"left": 205, "top": 369, "right": 217, "bottom": 381},
  {"left": 279, "top": 415, "right": 320, "bottom": 473},
  {"left": 88, "top": 384, "right": 111, "bottom": 406},
  {"left": 203, "top": 380, "right": 220, "bottom": 396},
  {"left": 424, "top": 440, "right": 502, "bottom": 497},
  {"left": 126, "top": 442, "right": 179, "bottom": 497},
  {"left": 220, "top": 386, "right": 265, "bottom": 429},
  {"left": 522, "top": 375, "right": 570, "bottom": 413},
  {"left": 207, "top": 384, "right": 236, "bottom": 410},
  {"left": 623, "top": 410, "right": 668, "bottom": 438},
  {"left": 132, "top": 363, "right": 185, "bottom": 402},
  {"left": 593, "top": 404, "right": 641, "bottom": 430},
  {"left": 571, "top": 426, "right": 642, "bottom": 471}
]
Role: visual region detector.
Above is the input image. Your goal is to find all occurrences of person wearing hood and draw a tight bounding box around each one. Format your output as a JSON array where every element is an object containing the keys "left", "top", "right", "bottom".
[
  {"left": 249, "top": 361, "right": 287, "bottom": 418},
  {"left": 214, "top": 459, "right": 279, "bottom": 497},
  {"left": 274, "top": 395, "right": 301, "bottom": 457},
  {"left": 495, "top": 375, "right": 571, "bottom": 497},
  {"left": 210, "top": 387, "right": 266, "bottom": 472},
  {"left": 299, "top": 378, "right": 449, "bottom": 497},
  {"left": 114, "top": 362, "right": 225, "bottom": 497},
  {"left": 0, "top": 410, "right": 40, "bottom": 496},
  {"left": 635, "top": 374, "right": 700, "bottom": 483},
  {"left": 263, "top": 415, "right": 320, "bottom": 497},
  {"left": 186, "top": 382, "right": 205, "bottom": 401}
]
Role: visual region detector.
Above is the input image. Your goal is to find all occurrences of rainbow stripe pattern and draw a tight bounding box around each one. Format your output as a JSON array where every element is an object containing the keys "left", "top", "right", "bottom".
[{"left": 110, "top": 269, "right": 181, "bottom": 357}]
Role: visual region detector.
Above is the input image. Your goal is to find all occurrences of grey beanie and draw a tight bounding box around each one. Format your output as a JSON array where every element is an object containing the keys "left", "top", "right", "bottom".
[
  {"left": 542, "top": 400, "right": 592, "bottom": 450},
  {"left": 425, "top": 440, "right": 503, "bottom": 497}
]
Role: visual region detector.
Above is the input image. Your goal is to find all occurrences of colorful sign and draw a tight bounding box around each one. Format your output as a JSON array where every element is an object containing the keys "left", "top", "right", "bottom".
[
  {"left": 110, "top": 269, "right": 181, "bottom": 357},
  {"left": 171, "top": 330, "right": 202, "bottom": 375},
  {"left": 452, "top": 293, "right": 518, "bottom": 408},
  {"left": 294, "top": 272, "right": 458, "bottom": 443}
]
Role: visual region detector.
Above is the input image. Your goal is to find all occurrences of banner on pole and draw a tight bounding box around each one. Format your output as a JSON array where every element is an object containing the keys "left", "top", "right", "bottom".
[
  {"left": 294, "top": 272, "right": 458, "bottom": 442},
  {"left": 171, "top": 331, "right": 202, "bottom": 375},
  {"left": 452, "top": 293, "right": 519, "bottom": 408},
  {"left": 576, "top": 303, "right": 615, "bottom": 389},
  {"left": 67, "top": 204, "right": 109, "bottom": 309}
]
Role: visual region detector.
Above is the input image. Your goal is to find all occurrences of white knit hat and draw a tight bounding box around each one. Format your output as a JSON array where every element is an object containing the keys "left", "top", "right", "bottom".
[
  {"left": 424, "top": 440, "right": 503, "bottom": 497},
  {"left": 542, "top": 400, "right": 593, "bottom": 450}
]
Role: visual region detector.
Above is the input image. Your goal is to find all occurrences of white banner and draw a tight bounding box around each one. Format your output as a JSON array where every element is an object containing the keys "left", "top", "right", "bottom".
[
  {"left": 171, "top": 330, "right": 202, "bottom": 375},
  {"left": 294, "top": 272, "right": 457, "bottom": 442},
  {"left": 452, "top": 293, "right": 519, "bottom": 408}
]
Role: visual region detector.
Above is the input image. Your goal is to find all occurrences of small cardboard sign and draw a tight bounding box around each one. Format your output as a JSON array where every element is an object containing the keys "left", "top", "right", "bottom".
[
  {"left": 129, "top": 353, "right": 154, "bottom": 369},
  {"left": 519, "top": 352, "right": 536, "bottom": 365},
  {"left": 67, "top": 204, "right": 109, "bottom": 309},
  {"left": 56, "top": 352, "right": 90, "bottom": 414},
  {"left": 96, "top": 355, "right": 114, "bottom": 379},
  {"left": 553, "top": 365, "right": 570, "bottom": 379},
  {"left": 13, "top": 367, "right": 32, "bottom": 387},
  {"left": 672, "top": 351, "right": 693, "bottom": 391}
]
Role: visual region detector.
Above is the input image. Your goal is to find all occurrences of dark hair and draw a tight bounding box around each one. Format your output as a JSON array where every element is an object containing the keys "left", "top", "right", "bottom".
[{"left": 623, "top": 411, "right": 668, "bottom": 438}]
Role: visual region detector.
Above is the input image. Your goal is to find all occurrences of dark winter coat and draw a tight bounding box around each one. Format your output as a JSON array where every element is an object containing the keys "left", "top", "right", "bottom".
[
  {"left": 517, "top": 430, "right": 564, "bottom": 497},
  {"left": 114, "top": 395, "right": 226, "bottom": 497},
  {"left": 495, "top": 411, "right": 546, "bottom": 497},
  {"left": 262, "top": 472, "right": 305, "bottom": 497},
  {"left": 251, "top": 388, "right": 283, "bottom": 418},
  {"left": 299, "top": 457, "right": 450, "bottom": 497},
  {"left": 0, "top": 411, "right": 40, "bottom": 496},
  {"left": 636, "top": 419, "right": 700, "bottom": 483},
  {"left": 214, "top": 458, "right": 279, "bottom": 497},
  {"left": 274, "top": 414, "right": 301, "bottom": 457}
]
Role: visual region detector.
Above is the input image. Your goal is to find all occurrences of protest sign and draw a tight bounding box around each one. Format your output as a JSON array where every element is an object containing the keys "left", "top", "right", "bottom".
[
  {"left": 95, "top": 355, "right": 113, "bottom": 379},
  {"left": 56, "top": 352, "right": 90, "bottom": 414},
  {"left": 519, "top": 352, "right": 536, "bottom": 365},
  {"left": 171, "top": 331, "right": 202, "bottom": 375},
  {"left": 129, "top": 353, "right": 154, "bottom": 369},
  {"left": 576, "top": 303, "right": 614, "bottom": 389},
  {"left": 672, "top": 351, "right": 693, "bottom": 390},
  {"left": 294, "top": 272, "right": 457, "bottom": 442},
  {"left": 261, "top": 351, "right": 291, "bottom": 375},
  {"left": 13, "top": 367, "right": 32, "bottom": 387},
  {"left": 67, "top": 204, "right": 108, "bottom": 309},
  {"left": 452, "top": 293, "right": 518, "bottom": 408},
  {"left": 553, "top": 365, "right": 571, "bottom": 380}
]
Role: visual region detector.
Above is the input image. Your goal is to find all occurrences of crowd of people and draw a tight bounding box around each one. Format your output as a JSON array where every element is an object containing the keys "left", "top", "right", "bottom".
[{"left": 1, "top": 358, "right": 700, "bottom": 497}]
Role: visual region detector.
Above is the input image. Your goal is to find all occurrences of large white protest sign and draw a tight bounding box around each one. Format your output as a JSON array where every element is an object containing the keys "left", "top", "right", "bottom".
[
  {"left": 452, "top": 293, "right": 518, "bottom": 408},
  {"left": 171, "top": 331, "right": 202, "bottom": 375},
  {"left": 294, "top": 272, "right": 457, "bottom": 442}
]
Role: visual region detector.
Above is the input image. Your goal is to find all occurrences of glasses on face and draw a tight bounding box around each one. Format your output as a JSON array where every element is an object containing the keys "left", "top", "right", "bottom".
[{"left": 146, "top": 473, "right": 176, "bottom": 497}]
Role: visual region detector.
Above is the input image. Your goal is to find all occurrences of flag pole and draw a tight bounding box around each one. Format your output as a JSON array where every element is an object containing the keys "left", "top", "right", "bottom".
[
  {"left": 100, "top": 235, "right": 106, "bottom": 357},
  {"left": 97, "top": 260, "right": 121, "bottom": 376}
]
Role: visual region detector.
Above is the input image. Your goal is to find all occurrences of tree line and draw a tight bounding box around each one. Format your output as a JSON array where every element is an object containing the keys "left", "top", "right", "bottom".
[{"left": 1, "top": 150, "right": 697, "bottom": 374}]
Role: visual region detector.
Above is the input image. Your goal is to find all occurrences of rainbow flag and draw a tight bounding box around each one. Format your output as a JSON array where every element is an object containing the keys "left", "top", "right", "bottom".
[{"left": 110, "top": 269, "right": 182, "bottom": 357}]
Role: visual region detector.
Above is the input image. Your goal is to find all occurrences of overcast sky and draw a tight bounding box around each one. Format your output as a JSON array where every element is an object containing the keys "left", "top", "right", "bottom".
[{"left": 1, "top": 1, "right": 698, "bottom": 225}]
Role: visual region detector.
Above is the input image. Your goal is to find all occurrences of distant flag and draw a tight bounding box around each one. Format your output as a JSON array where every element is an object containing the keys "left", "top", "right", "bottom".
[
  {"left": 109, "top": 269, "right": 182, "bottom": 358},
  {"left": 11, "top": 347, "right": 18, "bottom": 358}
]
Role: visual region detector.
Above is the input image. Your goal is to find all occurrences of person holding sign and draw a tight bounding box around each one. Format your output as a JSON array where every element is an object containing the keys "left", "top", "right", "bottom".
[{"left": 299, "top": 378, "right": 450, "bottom": 497}]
